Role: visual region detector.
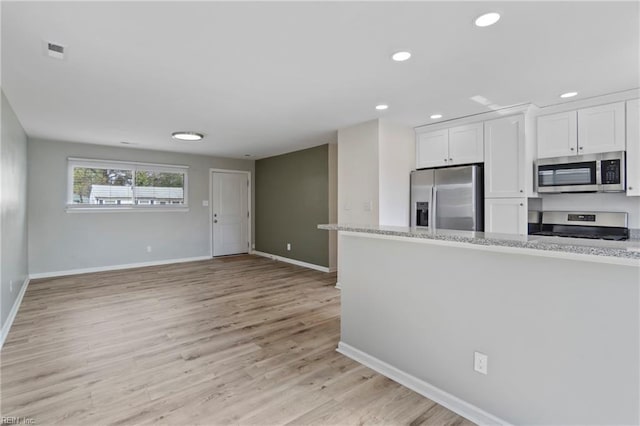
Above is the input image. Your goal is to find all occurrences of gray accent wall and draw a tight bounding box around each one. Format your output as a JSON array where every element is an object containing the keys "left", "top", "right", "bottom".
[
  {"left": 255, "top": 144, "right": 330, "bottom": 267},
  {"left": 27, "top": 138, "right": 254, "bottom": 274},
  {"left": 1, "top": 92, "right": 29, "bottom": 327}
]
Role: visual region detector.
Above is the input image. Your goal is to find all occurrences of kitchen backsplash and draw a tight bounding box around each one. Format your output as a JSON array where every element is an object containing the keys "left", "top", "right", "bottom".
[{"left": 539, "top": 193, "right": 640, "bottom": 228}]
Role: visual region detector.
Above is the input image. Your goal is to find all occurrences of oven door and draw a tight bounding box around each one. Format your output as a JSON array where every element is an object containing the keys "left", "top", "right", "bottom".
[{"left": 536, "top": 159, "right": 599, "bottom": 193}]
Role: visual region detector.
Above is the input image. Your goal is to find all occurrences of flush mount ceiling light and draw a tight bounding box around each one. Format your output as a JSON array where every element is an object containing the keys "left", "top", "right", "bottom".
[
  {"left": 375, "top": 104, "right": 389, "bottom": 110},
  {"left": 560, "top": 91, "right": 578, "bottom": 98},
  {"left": 391, "top": 51, "right": 411, "bottom": 62},
  {"left": 475, "top": 12, "right": 501, "bottom": 27},
  {"left": 171, "top": 131, "right": 204, "bottom": 141},
  {"left": 430, "top": 114, "right": 443, "bottom": 119}
]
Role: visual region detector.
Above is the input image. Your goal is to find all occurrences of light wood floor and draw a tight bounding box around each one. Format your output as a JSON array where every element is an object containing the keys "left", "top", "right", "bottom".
[{"left": 1, "top": 255, "right": 474, "bottom": 426}]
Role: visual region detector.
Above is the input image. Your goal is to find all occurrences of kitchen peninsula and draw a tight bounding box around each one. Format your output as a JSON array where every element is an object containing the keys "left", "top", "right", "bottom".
[{"left": 320, "top": 224, "right": 640, "bottom": 425}]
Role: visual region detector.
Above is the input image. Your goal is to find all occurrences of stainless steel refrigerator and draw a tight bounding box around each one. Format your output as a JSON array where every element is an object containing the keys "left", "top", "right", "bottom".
[{"left": 410, "top": 165, "right": 483, "bottom": 231}]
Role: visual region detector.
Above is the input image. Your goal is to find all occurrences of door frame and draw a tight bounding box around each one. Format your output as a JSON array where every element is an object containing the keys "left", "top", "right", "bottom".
[{"left": 209, "top": 168, "right": 252, "bottom": 257}]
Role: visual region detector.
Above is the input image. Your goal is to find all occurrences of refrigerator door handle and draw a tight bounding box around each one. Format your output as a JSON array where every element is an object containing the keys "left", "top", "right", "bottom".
[{"left": 431, "top": 186, "right": 437, "bottom": 229}]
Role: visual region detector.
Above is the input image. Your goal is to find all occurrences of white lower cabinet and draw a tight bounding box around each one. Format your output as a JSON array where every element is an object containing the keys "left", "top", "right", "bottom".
[
  {"left": 485, "top": 198, "right": 527, "bottom": 235},
  {"left": 627, "top": 99, "right": 640, "bottom": 196}
]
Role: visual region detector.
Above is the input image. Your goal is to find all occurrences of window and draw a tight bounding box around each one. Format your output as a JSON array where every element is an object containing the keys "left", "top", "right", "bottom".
[{"left": 67, "top": 158, "right": 188, "bottom": 211}]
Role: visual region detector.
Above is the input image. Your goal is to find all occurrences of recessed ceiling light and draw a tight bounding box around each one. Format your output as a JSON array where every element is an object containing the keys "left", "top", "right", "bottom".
[
  {"left": 560, "top": 91, "right": 578, "bottom": 99},
  {"left": 244, "top": 154, "right": 251, "bottom": 157},
  {"left": 172, "top": 131, "right": 204, "bottom": 141},
  {"left": 375, "top": 104, "right": 389, "bottom": 111},
  {"left": 475, "top": 12, "right": 501, "bottom": 27},
  {"left": 430, "top": 114, "right": 443, "bottom": 119},
  {"left": 391, "top": 51, "right": 411, "bottom": 62}
]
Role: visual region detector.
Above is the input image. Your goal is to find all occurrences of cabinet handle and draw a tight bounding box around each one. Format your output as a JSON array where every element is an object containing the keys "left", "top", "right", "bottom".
[
  {"left": 449, "top": 158, "right": 453, "bottom": 161},
  {"left": 519, "top": 203, "right": 524, "bottom": 206},
  {"left": 629, "top": 186, "right": 634, "bottom": 190},
  {"left": 444, "top": 158, "right": 448, "bottom": 162},
  {"left": 519, "top": 189, "right": 523, "bottom": 193},
  {"left": 579, "top": 146, "right": 584, "bottom": 150},
  {"left": 570, "top": 147, "right": 575, "bottom": 151}
]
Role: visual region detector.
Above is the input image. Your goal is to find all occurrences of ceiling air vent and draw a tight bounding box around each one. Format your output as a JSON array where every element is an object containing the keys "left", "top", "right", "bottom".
[{"left": 43, "top": 41, "right": 65, "bottom": 60}]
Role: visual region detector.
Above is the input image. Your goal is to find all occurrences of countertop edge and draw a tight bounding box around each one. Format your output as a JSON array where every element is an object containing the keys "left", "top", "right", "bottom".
[{"left": 318, "top": 224, "right": 640, "bottom": 265}]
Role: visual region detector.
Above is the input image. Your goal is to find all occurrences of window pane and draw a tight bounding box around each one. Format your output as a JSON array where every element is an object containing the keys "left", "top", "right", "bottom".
[
  {"left": 134, "top": 170, "right": 185, "bottom": 205},
  {"left": 73, "top": 167, "right": 133, "bottom": 204}
]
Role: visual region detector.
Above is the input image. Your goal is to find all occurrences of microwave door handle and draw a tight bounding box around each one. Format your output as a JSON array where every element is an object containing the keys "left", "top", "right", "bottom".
[{"left": 595, "top": 160, "right": 602, "bottom": 186}]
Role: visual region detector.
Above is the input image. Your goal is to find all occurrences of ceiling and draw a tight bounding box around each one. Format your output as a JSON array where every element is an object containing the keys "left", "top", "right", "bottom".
[{"left": 2, "top": 1, "right": 639, "bottom": 159}]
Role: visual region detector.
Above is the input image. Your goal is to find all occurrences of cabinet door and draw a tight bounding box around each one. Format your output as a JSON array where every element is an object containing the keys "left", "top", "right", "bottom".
[
  {"left": 484, "top": 115, "right": 525, "bottom": 198},
  {"left": 578, "top": 102, "right": 625, "bottom": 154},
  {"left": 537, "top": 111, "right": 577, "bottom": 159},
  {"left": 627, "top": 99, "right": 640, "bottom": 196},
  {"left": 485, "top": 198, "right": 527, "bottom": 236},
  {"left": 448, "top": 123, "right": 484, "bottom": 165},
  {"left": 416, "top": 129, "right": 449, "bottom": 169}
]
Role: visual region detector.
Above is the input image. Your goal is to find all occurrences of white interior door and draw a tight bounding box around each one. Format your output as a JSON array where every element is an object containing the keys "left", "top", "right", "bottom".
[{"left": 212, "top": 172, "right": 249, "bottom": 256}]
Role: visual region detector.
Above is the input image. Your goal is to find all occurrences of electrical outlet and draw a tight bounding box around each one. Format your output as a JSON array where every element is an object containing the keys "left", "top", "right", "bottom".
[
  {"left": 286, "top": 243, "right": 291, "bottom": 251},
  {"left": 146, "top": 246, "right": 152, "bottom": 253},
  {"left": 363, "top": 201, "right": 372, "bottom": 212},
  {"left": 9, "top": 280, "right": 13, "bottom": 293},
  {"left": 474, "top": 351, "right": 488, "bottom": 375},
  {"left": 202, "top": 200, "right": 209, "bottom": 207}
]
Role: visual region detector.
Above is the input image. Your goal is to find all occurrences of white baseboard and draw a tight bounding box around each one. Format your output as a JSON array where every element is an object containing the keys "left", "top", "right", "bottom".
[
  {"left": 1, "top": 277, "right": 30, "bottom": 350},
  {"left": 337, "top": 342, "right": 510, "bottom": 426},
  {"left": 29, "top": 256, "right": 211, "bottom": 279},
  {"left": 251, "top": 250, "right": 330, "bottom": 273},
  {"left": 335, "top": 281, "right": 342, "bottom": 290}
]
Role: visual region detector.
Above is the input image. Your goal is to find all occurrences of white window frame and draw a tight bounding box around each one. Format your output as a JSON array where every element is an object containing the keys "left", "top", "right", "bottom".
[{"left": 66, "top": 157, "right": 189, "bottom": 213}]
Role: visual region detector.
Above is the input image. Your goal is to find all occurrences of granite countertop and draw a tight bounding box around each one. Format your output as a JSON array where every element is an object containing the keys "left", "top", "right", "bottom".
[{"left": 318, "top": 224, "right": 640, "bottom": 261}]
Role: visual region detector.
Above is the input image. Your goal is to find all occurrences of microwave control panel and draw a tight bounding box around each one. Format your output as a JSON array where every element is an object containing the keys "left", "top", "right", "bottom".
[{"left": 601, "top": 159, "right": 621, "bottom": 184}]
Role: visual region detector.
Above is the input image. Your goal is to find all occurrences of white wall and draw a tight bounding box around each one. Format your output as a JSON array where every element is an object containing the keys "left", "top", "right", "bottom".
[
  {"left": 540, "top": 193, "right": 640, "bottom": 228},
  {"left": 340, "top": 233, "right": 639, "bottom": 425},
  {"left": 1, "top": 92, "right": 28, "bottom": 328},
  {"left": 378, "top": 119, "right": 415, "bottom": 226},
  {"left": 27, "top": 138, "right": 254, "bottom": 275},
  {"left": 337, "top": 118, "right": 415, "bottom": 227},
  {"left": 328, "top": 142, "right": 338, "bottom": 271},
  {"left": 337, "top": 119, "right": 379, "bottom": 225}
]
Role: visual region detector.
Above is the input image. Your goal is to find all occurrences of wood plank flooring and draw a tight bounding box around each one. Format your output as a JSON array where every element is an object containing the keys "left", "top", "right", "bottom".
[{"left": 1, "top": 255, "right": 474, "bottom": 426}]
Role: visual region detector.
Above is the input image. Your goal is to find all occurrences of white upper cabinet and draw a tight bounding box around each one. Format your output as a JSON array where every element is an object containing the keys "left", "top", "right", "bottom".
[
  {"left": 578, "top": 102, "right": 625, "bottom": 154},
  {"left": 484, "top": 115, "right": 525, "bottom": 198},
  {"left": 448, "top": 123, "right": 484, "bottom": 165},
  {"left": 416, "top": 123, "right": 483, "bottom": 169},
  {"left": 627, "top": 99, "right": 640, "bottom": 196},
  {"left": 537, "top": 102, "right": 625, "bottom": 158},
  {"left": 416, "top": 129, "right": 449, "bottom": 169},
  {"left": 537, "top": 111, "right": 577, "bottom": 159}
]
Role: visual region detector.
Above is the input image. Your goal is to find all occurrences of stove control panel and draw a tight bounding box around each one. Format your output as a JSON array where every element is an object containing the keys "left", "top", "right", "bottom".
[{"left": 567, "top": 214, "right": 596, "bottom": 222}]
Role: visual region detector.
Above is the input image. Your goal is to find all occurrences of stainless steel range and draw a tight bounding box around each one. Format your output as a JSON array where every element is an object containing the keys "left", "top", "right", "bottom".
[{"left": 529, "top": 211, "right": 629, "bottom": 241}]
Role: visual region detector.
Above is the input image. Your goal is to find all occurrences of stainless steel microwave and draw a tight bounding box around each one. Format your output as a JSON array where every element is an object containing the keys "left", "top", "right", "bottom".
[{"left": 535, "top": 151, "right": 625, "bottom": 193}]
